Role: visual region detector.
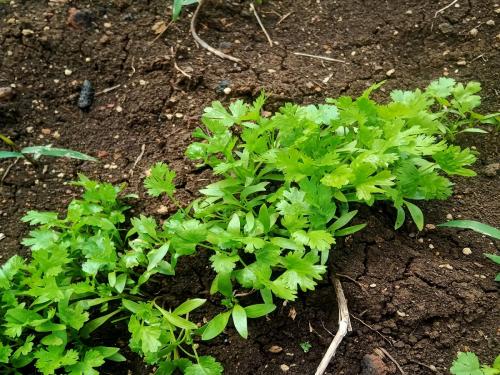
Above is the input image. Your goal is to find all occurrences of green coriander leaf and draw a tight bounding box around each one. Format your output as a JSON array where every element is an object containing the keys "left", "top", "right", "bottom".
[
  {"left": 144, "top": 162, "right": 176, "bottom": 198},
  {"left": 185, "top": 356, "right": 223, "bottom": 375}
]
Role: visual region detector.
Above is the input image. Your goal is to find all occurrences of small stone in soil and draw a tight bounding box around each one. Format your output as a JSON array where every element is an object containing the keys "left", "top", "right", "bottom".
[
  {"left": 215, "top": 79, "right": 230, "bottom": 93},
  {"left": 483, "top": 163, "right": 499, "bottom": 177},
  {"left": 386, "top": 68, "right": 395, "bottom": 77},
  {"left": 462, "top": 247, "right": 472, "bottom": 255},
  {"left": 280, "top": 364, "right": 290, "bottom": 372},
  {"left": 361, "top": 354, "right": 389, "bottom": 375},
  {"left": 269, "top": 345, "right": 283, "bottom": 353},
  {"left": 438, "top": 22, "right": 453, "bottom": 34},
  {"left": 78, "top": 80, "right": 95, "bottom": 110},
  {"left": 64, "top": 69, "right": 73, "bottom": 76},
  {"left": 67, "top": 7, "right": 92, "bottom": 29},
  {"left": 0, "top": 87, "right": 15, "bottom": 102},
  {"left": 469, "top": 28, "right": 478, "bottom": 36}
]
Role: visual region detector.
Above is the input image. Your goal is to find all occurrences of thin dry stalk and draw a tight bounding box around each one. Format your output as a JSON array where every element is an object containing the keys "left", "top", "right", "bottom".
[
  {"left": 293, "top": 52, "right": 346, "bottom": 63},
  {"left": 315, "top": 278, "right": 352, "bottom": 375},
  {"left": 434, "top": 0, "right": 458, "bottom": 18},
  {"left": 190, "top": 0, "right": 242, "bottom": 63},
  {"left": 376, "top": 347, "right": 407, "bottom": 375},
  {"left": 250, "top": 3, "right": 273, "bottom": 46},
  {"left": 129, "top": 144, "right": 146, "bottom": 176}
]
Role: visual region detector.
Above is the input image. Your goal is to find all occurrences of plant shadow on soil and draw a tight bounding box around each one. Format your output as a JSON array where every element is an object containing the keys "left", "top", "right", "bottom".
[{"left": 0, "top": 0, "right": 498, "bottom": 374}]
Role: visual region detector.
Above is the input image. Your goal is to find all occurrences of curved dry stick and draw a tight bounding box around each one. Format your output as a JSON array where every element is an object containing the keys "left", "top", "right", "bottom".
[
  {"left": 190, "top": 0, "right": 242, "bottom": 63},
  {"left": 315, "top": 278, "right": 352, "bottom": 375}
]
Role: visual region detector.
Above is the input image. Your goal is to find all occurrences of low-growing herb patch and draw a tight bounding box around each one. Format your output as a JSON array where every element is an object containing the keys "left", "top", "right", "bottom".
[{"left": 1, "top": 78, "right": 497, "bottom": 374}]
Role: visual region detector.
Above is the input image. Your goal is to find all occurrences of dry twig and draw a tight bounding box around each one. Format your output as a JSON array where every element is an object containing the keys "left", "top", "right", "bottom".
[
  {"left": 408, "top": 359, "right": 438, "bottom": 373},
  {"left": 250, "top": 3, "right": 273, "bottom": 47},
  {"left": 434, "top": 0, "right": 458, "bottom": 18},
  {"left": 96, "top": 84, "right": 121, "bottom": 96},
  {"left": 350, "top": 314, "right": 394, "bottom": 346},
  {"left": 129, "top": 144, "right": 146, "bottom": 176},
  {"left": 277, "top": 11, "right": 293, "bottom": 25},
  {"left": 190, "top": 0, "right": 242, "bottom": 63},
  {"left": 293, "top": 52, "right": 346, "bottom": 63},
  {"left": 336, "top": 273, "right": 369, "bottom": 295},
  {"left": 315, "top": 278, "right": 352, "bottom": 375},
  {"left": 1, "top": 158, "right": 19, "bottom": 183},
  {"left": 375, "top": 347, "right": 407, "bottom": 375}
]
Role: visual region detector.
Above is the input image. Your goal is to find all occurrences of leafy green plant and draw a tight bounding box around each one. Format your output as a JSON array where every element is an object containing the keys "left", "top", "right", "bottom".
[
  {"left": 140, "top": 78, "right": 492, "bottom": 340},
  {"left": 0, "top": 175, "right": 221, "bottom": 374},
  {"left": 300, "top": 341, "right": 312, "bottom": 353},
  {"left": 451, "top": 352, "right": 500, "bottom": 375},
  {"left": 438, "top": 220, "right": 500, "bottom": 281}
]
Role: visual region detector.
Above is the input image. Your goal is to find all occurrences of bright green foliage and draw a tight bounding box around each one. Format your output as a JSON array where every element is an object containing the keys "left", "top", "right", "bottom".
[
  {"left": 300, "top": 341, "right": 312, "bottom": 353},
  {"left": 0, "top": 176, "right": 222, "bottom": 374},
  {"left": 450, "top": 352, "right": 500, "bottom": 375},
  {"left": 145, "top": 162, "right": 177, "bottom": 198},
  {"left": 178, "top": 79, "right": 487, "bottom": 319}
]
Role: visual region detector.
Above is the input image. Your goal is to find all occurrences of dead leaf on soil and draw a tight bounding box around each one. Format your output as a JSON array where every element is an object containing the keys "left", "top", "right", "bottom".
[
  {"left": 152, "top": 21, "right": 168, "bottom": 35},
  {"left": 288, "top": 306, "right": 297, "bottom": 320}
]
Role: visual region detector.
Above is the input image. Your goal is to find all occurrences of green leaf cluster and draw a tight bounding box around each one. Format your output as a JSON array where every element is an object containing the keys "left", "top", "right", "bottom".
[
  {"left": 0, "top": 175, "right": 222, "bottom": 374},
  {"left": 450, "top": 352, "right": 500, "bottom": 375}
]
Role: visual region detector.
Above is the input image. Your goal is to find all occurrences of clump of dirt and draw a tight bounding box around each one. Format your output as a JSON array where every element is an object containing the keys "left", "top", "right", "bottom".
[{"left": 1, "top": 0, "right": 498, "bottom": 374}]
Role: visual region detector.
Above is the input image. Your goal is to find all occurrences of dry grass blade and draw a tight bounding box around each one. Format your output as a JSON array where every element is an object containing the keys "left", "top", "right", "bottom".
[
  {"left": 190, "top": 0, "right": 242, "bottom": 63},
  {"left": 315, "top": 278, "right": 352, "bottom": 375},
  {"left": 250, "top": 3, "right": 273, "bottom": 47},
  {"left": 293, "top": 52, "right": 346, "bottom": 63}
]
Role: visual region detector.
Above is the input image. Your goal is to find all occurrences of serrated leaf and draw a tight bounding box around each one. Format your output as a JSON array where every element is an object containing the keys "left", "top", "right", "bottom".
[{"left": 144, "top": 162, "right": 176, "bottom": 197}]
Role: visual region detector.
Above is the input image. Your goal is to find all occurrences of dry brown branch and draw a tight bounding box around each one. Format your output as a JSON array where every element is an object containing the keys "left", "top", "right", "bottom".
[
  {"left": 190, "top": 0, "right": 242, "bottom": 63},
  {"left": 315, "top": 278, "right": 352, "bottom": 375},
  {"left": 129, "top": 144, "right": 146, "bottom": 176},
  {"left": 293, "top": 52, "right": 346, "bottom": 63},
  {"left": 434, "top": 0, "right": 458, "bottom": 18},
  {"left": 250, "top": 3, "right": 273, "bottom": 47},
  {"left": 350, "top": 314, "right": 394, "bottom": 346},
  {"left": 375, "top": 347, "right": 407, "bottom": 375}
]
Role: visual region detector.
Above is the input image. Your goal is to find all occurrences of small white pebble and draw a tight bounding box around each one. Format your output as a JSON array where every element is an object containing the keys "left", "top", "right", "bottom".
[
  {"left": 425, "top": 224, "right": 436, "bottom": 230},
  {"left": 267, "top": 69, "right": 276, "bottom": 73},
  {"left": 429, "top": 244, "right": 435, "bottom": 249},
  {"left": 7, "top": 50, "right": 13, "bottom": 56},
  {"left": 139, "top": 79, "right": 146, "bottom": 86},
  {"left": 486, "top": 19, "right": 495, "bottom": 26},
  {"left": 457, "top": 60, "right": 467, "bottom": 66},
  {"left": 462, "top": 247, "right": 472, "bottom": 255},
  {"left": 469, "top": 28, "right": 478, "bottom": 36},
  {"left": 280, "top": 364, "right": 290, "bottom": 372},
  {"left": 386, "top": 68, "right": 395, "bottom": 77},
  {"left": 397, "top": 311, "right": 407, "bottom": 317},
  {"left": 157, "top": 205, "right": 169, "bottom": 214},
  {"left": 495, "top": 8, "right": 500, "bottom": 14},
  {"left": 175, "top": 113, "right": 184, "bottom": 119},
  {"left": 103, "top": 22, "right": 112, "bottom": 28},
  {"left": 439, "top": 264, "right": 453, "bottom": 270},
  {"left": 57, "top": 172, "right": 64, "bottom": 178},
  {"left": 393, "top": 30, "right": 399, "bottom": 36},
  {"left": 64, "top": 69, "right": 73, "bottom": 76},
  {"left": 21, "top": 29, "right": 34, "bottom": 36},
  {"left": 480, "top": 275, "right": 486, "bottom": 279},
  {"left": 115, "top": 106, "right": 123, "bottom": 113},
  {"left": 446, "top": 213, "right": 453, "bottom": 220},
  {"left": 26, "top": 126, "right": 34, "bottom": 133},
  {"left": 223, "top": 87, "right": 232, "bottom": 95},
  {"left": 369, "top": 283, "right": 377, "bottom": 288},
  {"left": 418, "top": 238, "right": 424, "bottom": 243},
  {"left": 406, "top": 9, "right": 413, "bottom": 14},
  {"left": 85, "top": 57, "right": 91, "bottom": 62},
  {"left": 166, "top": 113, "right": 174, "bottom": 120}
]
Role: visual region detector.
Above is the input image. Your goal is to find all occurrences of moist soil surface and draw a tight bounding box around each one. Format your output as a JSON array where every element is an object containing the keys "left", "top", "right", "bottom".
[{"left": 1, "top": 0, "right": 499, "bottom": 374}]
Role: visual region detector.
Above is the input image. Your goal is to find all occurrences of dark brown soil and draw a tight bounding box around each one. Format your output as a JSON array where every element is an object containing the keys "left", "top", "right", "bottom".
[{"left": 1, "top": 0, "right": 499, "bottom": 374}]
